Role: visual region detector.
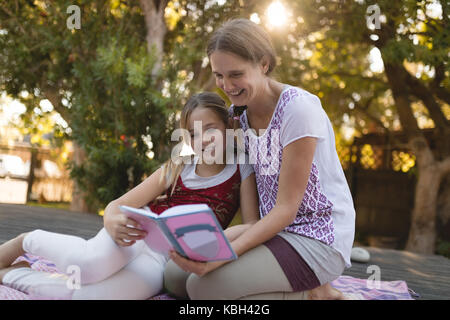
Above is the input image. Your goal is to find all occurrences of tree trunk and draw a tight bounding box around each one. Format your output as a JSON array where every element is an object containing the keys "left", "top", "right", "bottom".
[
  {"left": 26, "top": 147, "right": 38, "bottom": 202},
  {"left": 405, "top": 137, "right": 440, "bottom": 253},
  {"left": 43, "top": 87, "right": 93, "bottom": 213},
  {"left": 69, "top": 142, "right": 92, "bottom": 213},
  {"left": 383, "top": 63, "right": 440, "bottom": 254},
  {"left": 437, "top": 173, "right": 450, "bottom": 241},
  {"left": 139, "top": 0, "right": 169, "bottom": 78}
]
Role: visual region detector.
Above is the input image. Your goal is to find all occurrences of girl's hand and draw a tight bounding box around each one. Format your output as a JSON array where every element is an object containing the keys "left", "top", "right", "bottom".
[
  {"left": 102, "top": 167, "right": 167, "bottom": 247},
  {"left": 169, "top": 250, "right": 228, "bottom": 277},
  {"left": 104, "top": 210, "right": 147, "bottom": 247}
]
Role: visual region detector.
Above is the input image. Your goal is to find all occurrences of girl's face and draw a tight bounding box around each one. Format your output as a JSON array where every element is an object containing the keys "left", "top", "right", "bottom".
[
  {"left": 186, "top": 107, "right": 228, "bottom": 161},
  {"left": 210, "top": 50, "right": 267, "bottom": 106}
]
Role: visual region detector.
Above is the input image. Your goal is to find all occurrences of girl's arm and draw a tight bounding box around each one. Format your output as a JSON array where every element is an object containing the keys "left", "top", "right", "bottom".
[
  {"left": 171, "top": 137, "right": 316, "bottom": 275},
  {"left": 224, "top": 173, "right": 259, "bottom": 242},
  {"left": 104, "top": 167, "right": 168, "bottom": 246}
]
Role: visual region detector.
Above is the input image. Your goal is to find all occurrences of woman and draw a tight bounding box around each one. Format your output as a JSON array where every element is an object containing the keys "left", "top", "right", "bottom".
[{"left": 165, "top": 18, "right": 355, "bottom": 300}]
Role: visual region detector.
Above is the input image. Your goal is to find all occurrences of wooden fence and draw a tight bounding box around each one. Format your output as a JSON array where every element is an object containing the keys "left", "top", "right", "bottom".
[{"left": 0, "top": 143, "right": 72, "bottom": 203}]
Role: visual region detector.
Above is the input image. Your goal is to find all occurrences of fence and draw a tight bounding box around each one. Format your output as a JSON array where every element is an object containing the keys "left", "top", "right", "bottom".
[
  {"left": 346, "top": 129, "right": 446, "bottom": 249},
  {"left": 0, "top": 143, "right": 72, "bottom": 204}
]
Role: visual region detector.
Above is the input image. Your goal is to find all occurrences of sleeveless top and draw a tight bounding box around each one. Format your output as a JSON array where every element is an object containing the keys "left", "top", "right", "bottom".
[{"left": 148, "top": 165, "right": 241, "bottom": 229}]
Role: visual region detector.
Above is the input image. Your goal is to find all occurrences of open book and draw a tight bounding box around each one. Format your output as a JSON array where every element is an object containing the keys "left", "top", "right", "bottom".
[{"left": 119, "top": 204, "right": 237, "bottom": 262}]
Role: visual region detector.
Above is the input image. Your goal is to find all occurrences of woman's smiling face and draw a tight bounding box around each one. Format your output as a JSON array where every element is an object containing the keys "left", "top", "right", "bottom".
[{"left": 210, "top": 50, "right": 267, "bottom": 106}]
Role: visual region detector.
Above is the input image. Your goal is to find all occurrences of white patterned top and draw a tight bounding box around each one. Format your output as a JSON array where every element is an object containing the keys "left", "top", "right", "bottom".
[{"left": 232, "top": 85, "right": 355, "bottom": 268}]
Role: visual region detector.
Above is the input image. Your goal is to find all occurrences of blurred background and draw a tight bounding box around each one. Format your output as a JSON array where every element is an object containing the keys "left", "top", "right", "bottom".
[{"left": 0, "top": 0, "right": 448, "bottom": 257}]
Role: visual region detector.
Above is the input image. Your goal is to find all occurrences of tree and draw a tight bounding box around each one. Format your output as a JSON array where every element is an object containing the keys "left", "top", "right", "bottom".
[
  {"left": 159, "top": 0, "right": 449, "bottom": 253},
  {"left": 0, "top": 0, "right": 254, "bottom": 212},
  {"left": 2, "top": 0, "right": 447, "bottom": 254},
  {"left": 274, "top": 0, "right": 449, "bottom": 254},
  {"left": 0, "top": 0, "right": 172, "bottom": 212},
  {"left": 8, "top": 94, "right": 67, "bottom": 201}
]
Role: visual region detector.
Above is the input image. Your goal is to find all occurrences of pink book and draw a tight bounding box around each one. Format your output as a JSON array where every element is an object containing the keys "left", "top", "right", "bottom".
[{"left": 119, "top": 204, "right": 237, "bottom": 262}]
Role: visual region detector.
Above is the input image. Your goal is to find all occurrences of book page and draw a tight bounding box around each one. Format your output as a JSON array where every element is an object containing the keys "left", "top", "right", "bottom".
[
  {"left": 119, "top": 205, "right": 159, "bottom": 219},
  {"left": 160, "top": 203, "right": 210, "bottom": 218},
  {"left": 120, "top": 206, "right": 172, "bottom": 256},
  {"left": 162, "top": 209, "right": 236, "bottom": 261}
]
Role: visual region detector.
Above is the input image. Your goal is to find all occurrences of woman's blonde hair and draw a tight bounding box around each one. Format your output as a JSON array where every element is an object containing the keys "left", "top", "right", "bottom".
[
  {"left": 207, "top": 18, "right": 277, "bottom": 75},
  {"left": 207, "top": 18, "right": 277, "bottom": 132},
  {"left": 160, "top": 92, "right": 229, "bottom": 195}
]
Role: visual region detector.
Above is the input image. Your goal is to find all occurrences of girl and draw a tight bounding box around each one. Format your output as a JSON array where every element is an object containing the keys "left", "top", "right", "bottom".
[
  {"left": 0, "top": 92, "right": 259, "bottom": 299},
  {"left": 165, "top": 19, "right": 356, "bottom": 300}
]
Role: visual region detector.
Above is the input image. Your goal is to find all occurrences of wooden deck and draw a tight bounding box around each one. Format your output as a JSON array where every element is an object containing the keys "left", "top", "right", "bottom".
[{"left": 1, "top": 203, "right": 449, "bottom": 300}]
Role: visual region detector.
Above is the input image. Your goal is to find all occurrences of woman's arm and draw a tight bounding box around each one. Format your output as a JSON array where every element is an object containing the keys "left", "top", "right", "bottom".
[
  {"left": 103, "top": 167, "right": 168, "bottom": 246},
  {"left": 231, "top": 137, "right": 316, "bottom": 256},
  {"left": 170, "top": 137, "right": 317, "bottom": 275},
  {"left": 224, "top": 173, "right": 259, "bottom": 242}
]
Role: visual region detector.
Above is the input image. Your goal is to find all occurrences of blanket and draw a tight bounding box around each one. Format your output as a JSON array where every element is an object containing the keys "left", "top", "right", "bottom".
[{"left": 0, "top": 254, "right": 416, "bottom": 300}]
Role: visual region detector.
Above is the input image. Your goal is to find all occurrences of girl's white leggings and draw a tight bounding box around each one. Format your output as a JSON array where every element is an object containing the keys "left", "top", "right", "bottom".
[{"left": 2, "top": 228, "right": 167, "bottom": 299}]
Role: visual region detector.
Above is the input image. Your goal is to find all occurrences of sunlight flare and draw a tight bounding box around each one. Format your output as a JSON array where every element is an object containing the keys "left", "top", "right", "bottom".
[{"left": 266, "top": 1, "right": 287, "bottom": 28}]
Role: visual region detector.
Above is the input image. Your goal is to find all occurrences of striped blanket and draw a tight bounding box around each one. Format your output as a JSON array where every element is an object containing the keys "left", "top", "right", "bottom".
[{"left": 0, "top": 254, "right": 416, "bottom": 300}]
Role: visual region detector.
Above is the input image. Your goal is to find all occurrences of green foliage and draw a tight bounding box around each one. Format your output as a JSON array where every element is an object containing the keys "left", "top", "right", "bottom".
[
  {"left": 0, "top": 0, "right": 250, "bottom": 211},
  {"left": 1, "top": 0, "right": 448, "bottom": 213},
  {"left": 436, "top": 239, "right": 450, "bottom": 259},
  {"left": 64, "top": 14, "right": 173, "bottom": 210},
  {"left": 0, "top": 0, "right": 172, "bottom": 211},
  {"left": 273, "top": 0, "right": 448, "bottom": 136}
]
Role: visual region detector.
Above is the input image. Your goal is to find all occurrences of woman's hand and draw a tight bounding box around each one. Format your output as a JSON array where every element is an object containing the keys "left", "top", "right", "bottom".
[
  {"left": 169, "top": 250, "right": 228, "bottom": 277},
  {"left": 104, "top": 206, "right": 147, "bottom": 247}
]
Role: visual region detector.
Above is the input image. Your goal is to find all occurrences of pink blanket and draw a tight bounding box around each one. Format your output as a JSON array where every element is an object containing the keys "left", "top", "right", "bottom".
[{"left": 0, "top": 254, "right": 415, "bottom": 300}]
